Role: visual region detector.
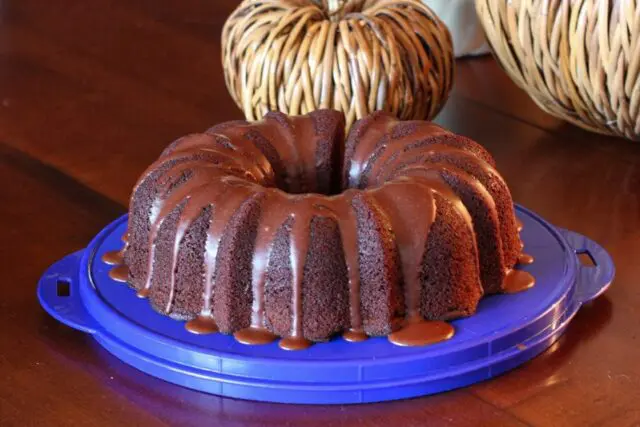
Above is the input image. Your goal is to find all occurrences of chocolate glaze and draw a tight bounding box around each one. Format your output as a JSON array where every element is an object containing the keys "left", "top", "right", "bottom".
[
  {"left": 279, "top": 336, "right": 312, "bottom": 351},
  {"left": 102, "top": 250, "right": 124, "bottom": 265},
  {"left": 518, "top": 253, "right": 534, "bottom": 265},
  {"left": 109, "top": 265, "right": 129, "bottom": 283},
  {"left": 104, "top": 238, "right": 128, "bottom": 281},
  {"left": 185, "top": 315, "right": 218, "bottom": 334},
  {"left": 346, "top": 114, "right": 520, "bottom": 285},
  {"left": 121, "top": 111, "right": 530, "bottom": 350},
  {"left": 234, "top": 327, "right": 278, "bottom": 345},
  {"left": 388, "top": 317, "right": 455, "bottom": 347},
  {"left": 342, "top": 329, "right": 368, "bottom": 342},
  {"left": 503, "top": 269, "right": 535, "bottom": 293}
]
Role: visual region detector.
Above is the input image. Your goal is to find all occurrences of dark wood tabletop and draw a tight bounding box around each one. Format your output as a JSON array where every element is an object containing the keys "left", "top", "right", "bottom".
[{"left": 3, "top": 1, "right": 639, "bottom": 426}]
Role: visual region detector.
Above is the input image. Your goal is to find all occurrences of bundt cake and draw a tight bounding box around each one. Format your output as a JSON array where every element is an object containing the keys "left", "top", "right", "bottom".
[{"left": 107, "top": 110, "right": 533, "bottom": 350}]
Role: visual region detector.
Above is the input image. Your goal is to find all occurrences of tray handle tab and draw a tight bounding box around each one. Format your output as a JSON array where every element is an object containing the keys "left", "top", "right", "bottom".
[
  {"left": 557, "top": 228, "right": 615, "bottom": 305},
  {"left": 37, "top": 251, "right": 97, "bottom": 334}
]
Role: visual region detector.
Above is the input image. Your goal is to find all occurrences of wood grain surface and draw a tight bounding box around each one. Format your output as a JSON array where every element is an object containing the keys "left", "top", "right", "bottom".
[{"left": 2, "top": 1, "right": 639, "bottom": 426}]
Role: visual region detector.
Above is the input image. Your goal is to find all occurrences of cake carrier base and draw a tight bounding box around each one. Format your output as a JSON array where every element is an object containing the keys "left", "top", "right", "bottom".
[{"left": 37, "top": 205, "right": 614, "bottom": 404}]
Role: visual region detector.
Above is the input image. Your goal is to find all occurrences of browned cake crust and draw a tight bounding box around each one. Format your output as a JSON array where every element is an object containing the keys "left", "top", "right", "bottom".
[{"left": 122, "top": 109, "right": 522, "bottom": 344}]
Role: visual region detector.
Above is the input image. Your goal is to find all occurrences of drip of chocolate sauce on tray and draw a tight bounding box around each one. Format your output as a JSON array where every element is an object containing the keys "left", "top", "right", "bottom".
[
  {"left": 388, "top": 317, "right": 455, "bottom": 347},
  {"left": 279, "top": 336, "right": 312, "bottom": 351},
  {"left": 343, "top": 329, "right": 368, "bottom": 342},
  {"left": 503, "top": 269, "right": 536, "bottom": 293},
  {"left": 108, "top": 265, "right": 129, "bottom": 283},
  {"left": 503, "top": 218, "right": 535, "bottom": 293},
  {"left": 102, "top": 250, "right": 124, "bottom": 265},
  {"left": 234, "top": 327, "right": 277, "bottom": 345},
  {"left": 518, "top": 253, "right": 534, "bottom": 265},
  {"left": 104, "top": 115, "right": 537, "bottom": 350},
  {"left": 185, "top": 315, "right": 219, "bottom": 334},
  {"left": 103, "top": 233, "right": 128, "bottom": 283}
]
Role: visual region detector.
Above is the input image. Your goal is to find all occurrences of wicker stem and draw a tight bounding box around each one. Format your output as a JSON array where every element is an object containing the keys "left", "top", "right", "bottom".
[{"left": 326, "top": 0, "right": 346, "bottom": 16}]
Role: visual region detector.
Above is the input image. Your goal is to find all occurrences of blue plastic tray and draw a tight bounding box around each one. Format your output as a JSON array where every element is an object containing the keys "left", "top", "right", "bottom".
[{"left": 37, "top": 205, "right": 614, "bottom": 404}]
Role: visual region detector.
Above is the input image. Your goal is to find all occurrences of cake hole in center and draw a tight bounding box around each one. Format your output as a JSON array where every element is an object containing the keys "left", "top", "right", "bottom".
[{"left": 274, "top": 154, "right": 345, "bottom": 196}]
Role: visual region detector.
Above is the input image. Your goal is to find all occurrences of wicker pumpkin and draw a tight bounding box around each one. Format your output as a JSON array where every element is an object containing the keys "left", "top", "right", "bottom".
[
  {"left": 222, "top": 0, "right": 454, "bottom": 131},
  {"left": 476, "top": 0, "right": 640, "bottom": 140}
]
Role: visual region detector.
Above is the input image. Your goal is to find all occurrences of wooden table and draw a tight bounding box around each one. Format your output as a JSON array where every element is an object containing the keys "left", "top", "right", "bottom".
[{"left": 2, "top": 1, "right": 639, "bottom": 426}]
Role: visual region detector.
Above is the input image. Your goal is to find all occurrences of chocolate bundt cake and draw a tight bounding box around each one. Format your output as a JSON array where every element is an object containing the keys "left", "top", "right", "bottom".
[{"left": 113, "top": 110, "right": 532, "bottom": 350}]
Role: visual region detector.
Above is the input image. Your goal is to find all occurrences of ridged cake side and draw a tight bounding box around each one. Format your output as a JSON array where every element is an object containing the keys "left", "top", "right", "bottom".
[{"left": 121, "top": 109, "right": 525, "bottom": 347}]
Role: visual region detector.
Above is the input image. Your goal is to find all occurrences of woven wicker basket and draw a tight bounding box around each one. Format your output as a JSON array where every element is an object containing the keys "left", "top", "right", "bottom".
[
  {"left": 222, "top": 0, "right": 454, "bottom": 131},
  {"left": 476, "top": 0, "right": 640, "bottom": 140}
]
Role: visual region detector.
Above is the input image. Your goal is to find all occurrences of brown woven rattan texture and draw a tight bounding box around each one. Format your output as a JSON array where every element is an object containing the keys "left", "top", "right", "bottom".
[
  {"left": 476, "top": 0, "right": 640, "bottom": 140},
  {"left": 222, "top": 0, "right": 454, "bottom": 131}
]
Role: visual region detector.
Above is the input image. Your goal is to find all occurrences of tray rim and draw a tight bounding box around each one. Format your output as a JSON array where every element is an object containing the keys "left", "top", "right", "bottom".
[
  {"left": 82, "top": 204, "right": 576, "bottom": 364},
  {"left": 37, "top": 204, "right": 614, "bottom": 403}
]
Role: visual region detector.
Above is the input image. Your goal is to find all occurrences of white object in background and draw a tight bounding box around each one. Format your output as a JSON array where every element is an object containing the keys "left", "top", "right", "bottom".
[{"left": 425, "top": 0, "right": 490, "bottom": 58}]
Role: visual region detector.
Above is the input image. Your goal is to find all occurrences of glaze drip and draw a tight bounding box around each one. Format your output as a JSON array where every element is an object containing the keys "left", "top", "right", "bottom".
[
  {"left": 117, "top": 110, "right": 531, "bottom": 350},
  {"left": 289, "top": 208, "right": 311, "bottom": 342},
  {"left": 503, "top": 269, "right": 535, "bottom": 293},
  {"left": 388, "top": 317, "right": 454, "bottom": 347},
  {"left": 109, "top": 265, "right": 129, "bottom": 283},
  {"left": 279, "top": 336, "right": 312, "bottom": 351},
  {"left": 343, "top": 329, "right": 368, "bottom": 342},
  {"left": 104, "top": 239, "right": 128, "bottom": 282},
  {"left": 518, "top": 253, "right": 534, "bottom": 265},
  {"left": 370, "top": 177, "right": 437, "bottom": 321},
  {"left": 102, "top": 250, "right": 124, "bottom": 265},
  {"left": 234, "top": 327, "right": 278, "bottom": 345},
  {"left": 185, "top": 315, "right": 218, "bottom": 334}
]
